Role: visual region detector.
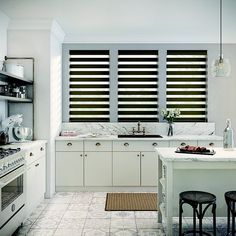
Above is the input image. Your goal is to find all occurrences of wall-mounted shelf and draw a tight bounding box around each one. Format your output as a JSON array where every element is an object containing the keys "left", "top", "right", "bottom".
[
  {"left": 0, "top": 70, "right": 33, "bottom": 84},
  {"left": 0, "top": 95, "right": 32, "bottom": 103}
]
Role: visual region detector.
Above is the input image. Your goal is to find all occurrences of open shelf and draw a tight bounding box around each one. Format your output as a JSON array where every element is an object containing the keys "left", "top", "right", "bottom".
[
  {"left": 0, "top": 95, "right": 32, "bottom": 103},
  {"left": 0, "top": 70, "right": 33, "bottom": 84}
]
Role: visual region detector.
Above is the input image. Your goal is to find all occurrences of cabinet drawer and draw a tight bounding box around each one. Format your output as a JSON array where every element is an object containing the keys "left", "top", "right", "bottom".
[
  {"left": 56, "top": 140, "right": 83, "bottom": 151},
  {"left": 113, "top": 140, "right": 169, "bottom": 152},
  {"left": 198, "top": 140, "right": 223, "bottom": 148},
  {"left": 84, "top": 140, "right": 112, "bottom": 152},
  {"left": 26, "top": 144, "right": 46, "bottom": 166},
  {"left": 169, "top": 140, "right": 198, "bottom": 147}
]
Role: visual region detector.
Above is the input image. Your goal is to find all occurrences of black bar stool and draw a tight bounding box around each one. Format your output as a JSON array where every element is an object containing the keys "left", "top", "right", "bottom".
[
  {"left": 179, "top": 190, "right": 217, "bottom": 236},
  {"left": 225, "top": 191, "right": 236, "bottom": 236}
]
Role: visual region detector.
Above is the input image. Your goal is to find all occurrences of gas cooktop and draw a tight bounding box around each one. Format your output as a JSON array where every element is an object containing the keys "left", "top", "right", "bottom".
[{"left": 0, "top": 148, "right": 21, "bottom": 159}]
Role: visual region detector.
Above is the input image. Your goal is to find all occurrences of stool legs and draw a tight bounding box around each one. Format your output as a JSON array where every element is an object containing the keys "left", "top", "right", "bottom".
[
  {"left": 179, "top": 199, "right": 183, "bottom": 236},
  {"left": 233, "top": 202, "right": 235, "bottom": 236},
  {"left": 212, "top": 203, "right": 216, "bottom": 236},
  {"left": 193, "top": 207, "right": 196, "bottom": 236}
]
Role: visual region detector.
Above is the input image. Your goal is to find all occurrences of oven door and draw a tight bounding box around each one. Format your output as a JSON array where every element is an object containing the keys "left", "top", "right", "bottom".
[{"left": 0, "top": 165, "right": 26, "bottom": 229}]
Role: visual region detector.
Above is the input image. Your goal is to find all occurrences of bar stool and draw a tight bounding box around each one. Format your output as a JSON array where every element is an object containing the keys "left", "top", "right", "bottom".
[
  {"left": 179, "top": 190, "right": 217, "bottom": 236},
  {"left": 225, "top": 191, "right": 236, "bottom": 236}
]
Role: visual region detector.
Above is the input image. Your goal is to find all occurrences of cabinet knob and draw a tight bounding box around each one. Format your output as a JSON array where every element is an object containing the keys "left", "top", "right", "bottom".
[
  {"left": 152, "top": 142, "right": 158, "bottom": 147},
  {"left": 209, "top": 142, "right": 214, "bottom": 147},
  {"left": 30, "top": 152, "right": 33, "bottom": 156},
  {"left": 124, "top": 143, "right": 129, "bottom": 147},
  {"left": 180, "top": 142, "right": 186, "bottom": 146},
  {"left": 80, "top": 154, "right": 83, "bottom": 157},
  {"left": 137, "top": 154, "right": 140, "bottom": 157},
  {"left": 141, "top": 154, "right": 144, "bottom": 157},
  {"left": 84, "top": 154, "right": 87, "bottom": 157},
  {"left": 67, "top": 142, "right": 72, "bottom": 146},
  {"left": 96, "top": 142, "right": 101, "bottom": 146},
  {"left": 40, "top": 147, "right": 44, "bottom": 151},
  {"left": 35, "top": 163, "right": 39, "bottom": 167}
]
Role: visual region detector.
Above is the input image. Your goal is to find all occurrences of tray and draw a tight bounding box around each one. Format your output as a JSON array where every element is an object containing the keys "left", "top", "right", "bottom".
[{"left": 175, "top": 148, "right": 216, "bottom": 156}]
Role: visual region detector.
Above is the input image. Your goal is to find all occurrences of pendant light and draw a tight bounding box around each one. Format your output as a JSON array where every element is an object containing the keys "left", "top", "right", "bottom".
[{"left": 211, "top": 0, "right": 231, "bottom": 77}]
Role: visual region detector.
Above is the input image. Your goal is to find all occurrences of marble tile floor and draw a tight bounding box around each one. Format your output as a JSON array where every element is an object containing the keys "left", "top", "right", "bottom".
[{"left": 14, "top": 192, "right": 228, "bottom": 236}]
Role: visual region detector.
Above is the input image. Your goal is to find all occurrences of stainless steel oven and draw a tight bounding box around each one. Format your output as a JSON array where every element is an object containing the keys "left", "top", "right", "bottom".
[{"left": 0, "top": 148, "right": 26, "bottom": 236}]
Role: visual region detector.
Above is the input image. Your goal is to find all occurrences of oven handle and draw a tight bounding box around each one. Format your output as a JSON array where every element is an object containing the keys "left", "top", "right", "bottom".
[{"left": 0, "top": 165, "right": 26, "bottom": 188}]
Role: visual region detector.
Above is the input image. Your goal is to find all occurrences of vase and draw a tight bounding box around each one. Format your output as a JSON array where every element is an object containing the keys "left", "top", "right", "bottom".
[{"left": 167, "top": 122, "right": 174, "bottom": 136}]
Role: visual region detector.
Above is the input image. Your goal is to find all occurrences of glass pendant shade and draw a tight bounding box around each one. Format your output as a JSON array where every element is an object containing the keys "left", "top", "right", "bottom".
[
  {"left": 212, "top": 0, "right": 231, "bottom": 78},
  {"left": 211, "top": 56, "right": 231, "bottom": 77}
]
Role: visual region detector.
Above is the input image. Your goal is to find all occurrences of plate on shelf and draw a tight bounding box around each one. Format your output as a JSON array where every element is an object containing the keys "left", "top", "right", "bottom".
[{"left": 175, "top": 148, "right": 216, "bottom": 155}]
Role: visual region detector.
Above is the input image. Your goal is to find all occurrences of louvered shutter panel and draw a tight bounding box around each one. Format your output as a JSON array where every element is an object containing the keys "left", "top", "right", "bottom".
[
  {"left": 118, "top": 50, "right": 159, "bottom": 122},
  {"left": 166, "top": 50, "right": 207, "bottom": 122},
  {"left": 69, "top": 50, "right": 110, "bottom": 122}
]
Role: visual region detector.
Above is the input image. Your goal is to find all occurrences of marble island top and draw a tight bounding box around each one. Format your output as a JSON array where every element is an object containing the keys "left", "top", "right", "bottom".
[
  {"left": 56, "top": 134, "right": 223, "bottom": 141},
  {"left": 156, "top": 147, "right": 236, "bottom": 162}
]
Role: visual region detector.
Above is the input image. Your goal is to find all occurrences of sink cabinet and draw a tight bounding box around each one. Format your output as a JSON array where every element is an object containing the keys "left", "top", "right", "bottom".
[{"left": 113, "top": 152, "right": 140, "bottom": 186}]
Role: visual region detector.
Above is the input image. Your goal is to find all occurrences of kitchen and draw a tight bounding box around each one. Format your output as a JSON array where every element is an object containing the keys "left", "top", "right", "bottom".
[{"left": 0, "top": 0, "right": 236, "bottom": 235}]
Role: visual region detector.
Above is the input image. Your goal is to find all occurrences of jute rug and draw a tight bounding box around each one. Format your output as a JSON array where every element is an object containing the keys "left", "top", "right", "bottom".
[{"left": 105, "top": 193, "right": 158, "bottom": 211}]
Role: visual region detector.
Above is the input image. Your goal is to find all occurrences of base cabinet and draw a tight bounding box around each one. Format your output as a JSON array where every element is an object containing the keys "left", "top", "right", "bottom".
[
  {"left": 84, "top": 152, "right": 112, "bottom": 186},
  {"left": 113, "top": 152, "right": 140, "bottom": 186},
  {"left": 56, "top": 152, "right": 83, "bottom": 187},
  {"left": 26, "top": 144, "right": 46, "bottom": 217},
  {"left": 141, "top": 152, "right": 157, "bottom": 186}
]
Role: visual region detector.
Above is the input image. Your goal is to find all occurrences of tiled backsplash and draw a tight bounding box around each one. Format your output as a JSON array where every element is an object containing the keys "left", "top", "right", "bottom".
[{"left": 61, "top": 122, "right": 215, "bottom": 136}]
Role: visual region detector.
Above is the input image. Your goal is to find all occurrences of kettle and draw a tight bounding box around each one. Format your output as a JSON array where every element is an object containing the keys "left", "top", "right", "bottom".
[{"left": 0, "top": 130, "right": 9, "bottom": 145}]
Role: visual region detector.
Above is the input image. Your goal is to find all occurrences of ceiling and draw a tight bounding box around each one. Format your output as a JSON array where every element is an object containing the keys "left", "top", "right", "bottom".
[{"left": 0, "top": 0, "right": 235, "bottom": 43}]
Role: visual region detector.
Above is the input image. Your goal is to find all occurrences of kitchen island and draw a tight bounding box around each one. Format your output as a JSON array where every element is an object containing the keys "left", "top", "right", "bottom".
[{"left": 156, "top": 147, "right": 236, "bottom": 236}]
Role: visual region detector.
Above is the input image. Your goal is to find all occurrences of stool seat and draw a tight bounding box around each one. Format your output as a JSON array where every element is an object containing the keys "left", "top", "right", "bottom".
[
  {"left": 180, "top": 191, "right": 216, "bottom": 205},
  {"left": 225, "top": 191, "right": 236, "bottom": 201}
]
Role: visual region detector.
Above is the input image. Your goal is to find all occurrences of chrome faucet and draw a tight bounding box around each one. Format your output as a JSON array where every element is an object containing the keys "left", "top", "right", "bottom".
[{"left": 132, "top": 121, "right": 146, "bottom": 135}]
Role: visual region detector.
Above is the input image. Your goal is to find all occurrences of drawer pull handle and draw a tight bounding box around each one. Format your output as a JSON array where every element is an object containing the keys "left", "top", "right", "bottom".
[
  {"left": 152, "top": 142, "right": 158, "bottom": 147},
  {"left": 124, "top": 143, "right": 129, "bottom": 147},
  {"left": 40, "top": 147, "right": 44, "bottom": 151},
  {"left": 35, "top": 163, "right": 39, "bottom": 167},
  {"left": 209, "top": 142, "right": 214, "bottom": 146},
  {"left": 180, "top": 142, "right": 186, "bottom": 146},
  {"left": 30, "top": 152, "right": 33, "bottom": 156},
  {"left": 67, "top": 142, "right": 72, "bottom": 146},
  {"left": 96, "top": 142, "right": 101, "bottom": 146}
]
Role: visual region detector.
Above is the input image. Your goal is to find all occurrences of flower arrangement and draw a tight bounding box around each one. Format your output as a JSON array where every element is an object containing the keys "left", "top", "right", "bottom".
[{"left": 161, "top": 108, "right": 181, "bottom": 123}]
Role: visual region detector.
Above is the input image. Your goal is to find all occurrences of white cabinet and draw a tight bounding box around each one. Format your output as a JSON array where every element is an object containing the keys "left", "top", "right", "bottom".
[
  {"left": 84, "top": 140, "right": 112, "bottom": 186},
  {"left": 113, "top": 152, "right": 140, "bottom": 186},
  {"left": 84, "top": 152, "right": 112, "bottom": 186},
  {"left": 26, "top": 143, "right": 46, "bottom": 217},
  {"left": 56, "top": 152, "right": 83, "bottom": 187},
  {"left": 141, "top": 152, "right": 157, "bottom": 186}
]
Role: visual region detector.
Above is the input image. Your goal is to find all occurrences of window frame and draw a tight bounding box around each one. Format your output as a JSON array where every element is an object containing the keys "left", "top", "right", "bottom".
[{"left": 62, "top": 43, "right": 213, "bottom": 123}]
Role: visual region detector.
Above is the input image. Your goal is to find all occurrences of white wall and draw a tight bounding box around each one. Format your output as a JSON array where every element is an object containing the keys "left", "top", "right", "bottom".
[
  {"left": 0, "top": 10, "right": 9, "bottom": 123},
  {"left": 7, "top": 20, "right": 64, "bottom": 197}
]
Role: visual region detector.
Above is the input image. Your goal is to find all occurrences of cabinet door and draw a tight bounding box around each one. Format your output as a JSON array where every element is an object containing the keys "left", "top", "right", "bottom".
[
  {"left": 113, "top": 152, "right": 140, "bottom": 186},
  {"left": 141, "top": 152, "right": 157, "bottom": 186},
  {"left": 56, "top": 152, "right": 83, "bottom": 186},
  {"left": 26, "top": 163, "right": 36, "bottom": 216},
  {"left": 35, "top": 156, "right": 46, "bottom": 200},
  {"left": 84, "top": 152, "right": 112, "bottom": 186}
]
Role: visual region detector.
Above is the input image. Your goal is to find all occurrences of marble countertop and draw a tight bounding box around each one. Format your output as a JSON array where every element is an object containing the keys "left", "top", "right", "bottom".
[
  {"left": 156, "top": 147, "right": 236, "bottom": 162},
  {"left": 55, "top": 134, "right": 223, "bottom": 141}
]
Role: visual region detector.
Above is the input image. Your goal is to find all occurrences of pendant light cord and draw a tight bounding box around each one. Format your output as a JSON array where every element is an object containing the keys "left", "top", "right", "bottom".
[{"left": 220, "top": 0, "right": 223, "bottom": 61}]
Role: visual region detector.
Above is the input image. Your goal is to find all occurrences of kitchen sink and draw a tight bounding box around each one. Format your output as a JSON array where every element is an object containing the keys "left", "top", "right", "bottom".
[{"left": 118, "top": 134, "right": 163, "bottom": 138}]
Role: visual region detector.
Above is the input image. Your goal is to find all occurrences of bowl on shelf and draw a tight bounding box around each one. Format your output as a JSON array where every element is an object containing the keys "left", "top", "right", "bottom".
[{"left": 13, "top": 127, "right": 32, "bottom": 141}]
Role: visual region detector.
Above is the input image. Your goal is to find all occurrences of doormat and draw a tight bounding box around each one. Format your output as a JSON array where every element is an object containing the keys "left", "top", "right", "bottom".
[{"left": 105, "top": 193, "right": 158, "bottom": 211}]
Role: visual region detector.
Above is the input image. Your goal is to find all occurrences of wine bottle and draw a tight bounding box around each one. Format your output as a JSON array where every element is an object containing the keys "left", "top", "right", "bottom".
[{"left": 223, "top": 119, "right": 234, "bottom": 150}]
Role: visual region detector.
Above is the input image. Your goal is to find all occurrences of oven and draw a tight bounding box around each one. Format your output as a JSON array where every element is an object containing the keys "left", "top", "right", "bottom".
[{"left": 0, "top": 164, "right": 26, "bottom": 235}]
